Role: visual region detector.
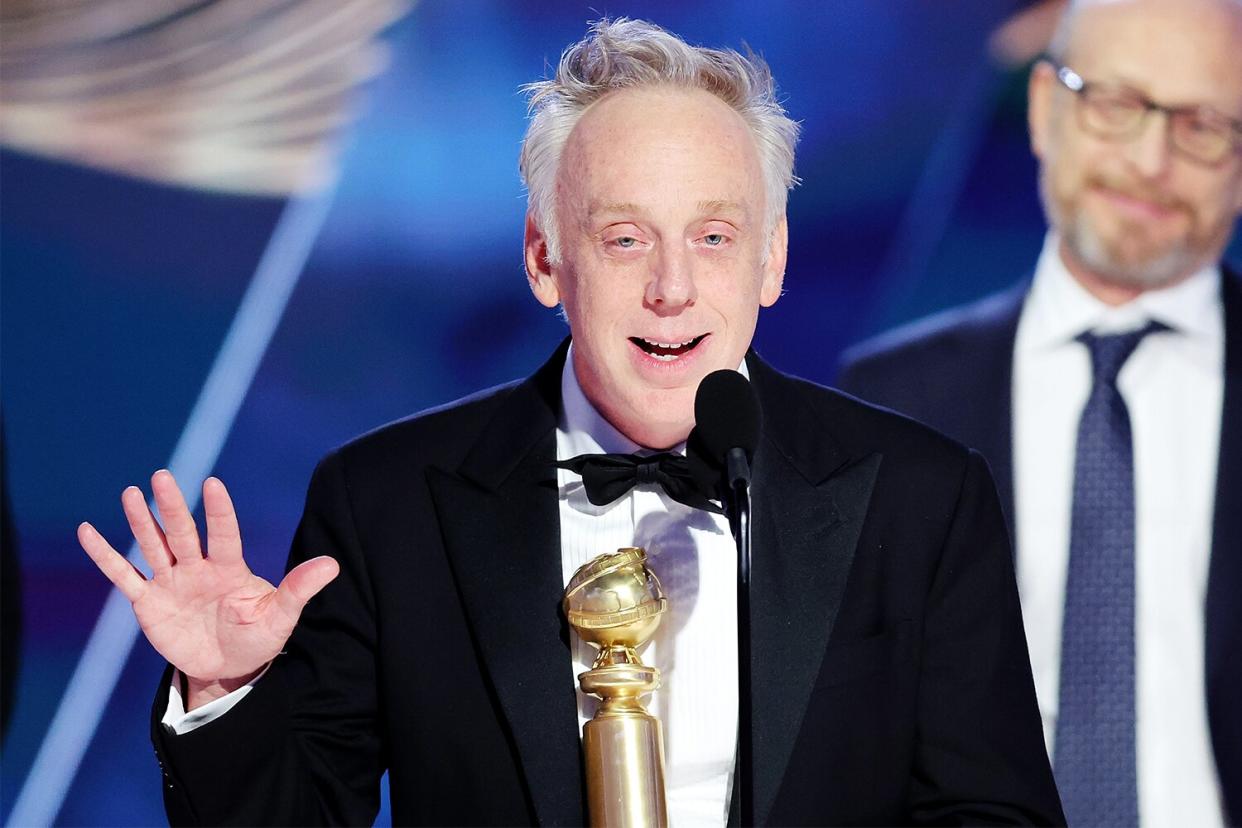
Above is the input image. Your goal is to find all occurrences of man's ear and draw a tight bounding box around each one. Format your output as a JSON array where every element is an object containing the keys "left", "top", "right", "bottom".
[
  {"left": 759, "top": 214, "right": 788, "bottom": 307},
  {"left": 1028, "top": 60, "right": 1055, "bottom": 162},
  {"left": 524, "top": 213, "right": 560, "bottom": 308}
]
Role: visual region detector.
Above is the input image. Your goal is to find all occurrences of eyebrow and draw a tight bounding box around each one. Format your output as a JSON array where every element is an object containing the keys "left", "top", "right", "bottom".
[
  {"left": 697, "top": 199, "right": 745, "bottom": 215},
  {"left": 1097, "top": 72, "right": 1238, "bottom": 118}
]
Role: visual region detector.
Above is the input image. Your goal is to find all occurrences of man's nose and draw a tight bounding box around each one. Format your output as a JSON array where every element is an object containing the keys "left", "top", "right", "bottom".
[
  {"left": 1123, "top": 111, "right": 1174, "bottom": 180},
  {"left": 645, "top": 247, "right": 698, "bottom": 310}
]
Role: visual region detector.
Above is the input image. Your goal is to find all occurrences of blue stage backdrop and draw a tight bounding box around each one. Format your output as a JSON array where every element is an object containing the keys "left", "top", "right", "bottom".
[{"left": 2, "top": 1, "right": 1239, "bottom": 825}]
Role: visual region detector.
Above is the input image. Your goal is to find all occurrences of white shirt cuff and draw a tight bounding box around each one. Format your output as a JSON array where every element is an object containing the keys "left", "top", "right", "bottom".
[{"left": 160, "top": 663, "right": 271, "bottom": 735}]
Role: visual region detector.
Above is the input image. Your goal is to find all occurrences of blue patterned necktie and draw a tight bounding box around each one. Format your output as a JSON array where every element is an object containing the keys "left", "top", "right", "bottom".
[{"left": 1054, "top": 320, "right": 1165, "bottom": 828}]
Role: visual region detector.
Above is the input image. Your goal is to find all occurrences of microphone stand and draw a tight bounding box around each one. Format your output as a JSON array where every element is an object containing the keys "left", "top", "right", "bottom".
[{"left": 725, "top": 450, "right": 753, "bottom": 827}]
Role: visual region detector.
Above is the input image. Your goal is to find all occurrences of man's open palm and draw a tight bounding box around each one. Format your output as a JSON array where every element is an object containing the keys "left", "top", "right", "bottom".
[{"left": 78, "top": 470, "right": 339, "bottom": 690}]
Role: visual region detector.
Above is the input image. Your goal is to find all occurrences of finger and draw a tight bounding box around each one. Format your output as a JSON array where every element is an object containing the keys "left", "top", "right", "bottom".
[
  {"left": 78, "top": 522, "right": 147, "bottom": 602},
  {"left": 273, "top": 556, "right": 340, "bottom": 622},
  {"left": 203, "top": 477, "right": 244, "bottom": 566},
  {"left": 121, "top": 486, "right": 174, "bottom": 576},
  {"left": 150, "top": 469, "right": 202, "bottom": 564}
]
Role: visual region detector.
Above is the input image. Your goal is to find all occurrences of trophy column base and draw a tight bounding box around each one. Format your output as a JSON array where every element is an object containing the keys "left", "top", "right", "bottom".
[
  {"left": 565, "top": 549, "right": 670, "bottom": 828},
  {"left": 584, "top": 712, "right": 669, "bottom": 828}
]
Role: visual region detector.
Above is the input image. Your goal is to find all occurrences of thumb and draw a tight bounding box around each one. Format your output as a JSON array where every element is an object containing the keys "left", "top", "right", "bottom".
[{"left": 274, "top": 555, "right": 340, "bottom": 622}]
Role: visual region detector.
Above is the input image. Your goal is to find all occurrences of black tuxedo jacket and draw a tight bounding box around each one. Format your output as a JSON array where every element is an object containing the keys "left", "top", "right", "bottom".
[
  {"left": 837, "top": 269, "right": 1242, "bottom": 824},
  {"left": 152, "top": 341, "right": 1063, "bottom": 826}
]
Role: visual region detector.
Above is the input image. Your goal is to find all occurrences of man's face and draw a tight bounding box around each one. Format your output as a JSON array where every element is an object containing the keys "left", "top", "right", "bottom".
[
  {"left": 525, "top": 86, "right": 786, "bottom": 449},
  {"left": 1028, "top": 0, "right": 1242, "bottom": 292}
]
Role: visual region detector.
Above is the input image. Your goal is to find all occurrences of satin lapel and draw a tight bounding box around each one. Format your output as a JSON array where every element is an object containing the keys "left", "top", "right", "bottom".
[
  {"left": 426, "top": 341, "right": 584, "bottom": 826},
  {"left": 745, "top": 356, "right": 879, "bottom": 826},
  {"left": 1206, "top": 268, "right": 1242, "bottom": 821}
]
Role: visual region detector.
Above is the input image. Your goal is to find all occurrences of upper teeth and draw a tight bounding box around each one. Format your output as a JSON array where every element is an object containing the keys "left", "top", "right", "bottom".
[{"left": 646, "top": 339, "right": 692, "bottom": 348}]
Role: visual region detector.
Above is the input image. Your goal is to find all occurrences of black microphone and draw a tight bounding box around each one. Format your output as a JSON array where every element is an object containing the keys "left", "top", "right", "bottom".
[
  {"left": 689, "top": 369, "right": 762, "bottom": 498},
  {"left": 689, "top": 368, "right": 761, "bottom": 827}
]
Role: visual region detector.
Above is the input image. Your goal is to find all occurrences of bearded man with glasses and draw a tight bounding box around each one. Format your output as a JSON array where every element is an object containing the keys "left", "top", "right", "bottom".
[{"left": 840, "top": 0, "right": 1242, "bottom": 825}]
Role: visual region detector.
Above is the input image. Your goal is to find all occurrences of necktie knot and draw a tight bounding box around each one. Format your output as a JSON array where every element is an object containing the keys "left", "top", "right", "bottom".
[
  {"left": 1077, "top": 320, "right": 1167, "bottom": 387},
  {"left": 556, "top": 452, "right": 722, "bottom": 514}
]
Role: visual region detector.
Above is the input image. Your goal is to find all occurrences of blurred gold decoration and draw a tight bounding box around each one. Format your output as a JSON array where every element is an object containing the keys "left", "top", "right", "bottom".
[
  {"left": 0, "top": 0, "right": 410, "bottom": 194},
  {"left": 991, "top": 0, "right": 1068, "bottom": 67}
]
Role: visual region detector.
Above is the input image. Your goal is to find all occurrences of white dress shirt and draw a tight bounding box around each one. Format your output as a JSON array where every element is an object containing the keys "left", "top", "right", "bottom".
[
  {"left": 1013, "top": 233, "right": 1225, "bottom": 826},
  {"left": 166, "top": 346, "right": 742, "bottom": 826},
  {"left": 558, "top": 347, "right": 739, "bottom": 827}
]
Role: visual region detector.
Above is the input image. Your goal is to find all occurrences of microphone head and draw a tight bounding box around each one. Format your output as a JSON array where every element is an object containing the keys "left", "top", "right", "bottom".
[{"left": 689, "top": 370, "right": 762, "bottom": 490}]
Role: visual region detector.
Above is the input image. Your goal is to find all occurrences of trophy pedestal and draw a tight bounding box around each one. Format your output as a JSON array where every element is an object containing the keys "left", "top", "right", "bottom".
[
  {"left": 581, "top": 663, "right": 668, "bottom": 828},
  {"left": 564, "top": 548, "right": 671, "bottom": 828}
]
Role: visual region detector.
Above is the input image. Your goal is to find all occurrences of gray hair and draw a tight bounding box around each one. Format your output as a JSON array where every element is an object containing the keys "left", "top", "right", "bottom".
[{"left": 519, "top": 18, "right": 800, "bottom": 264}]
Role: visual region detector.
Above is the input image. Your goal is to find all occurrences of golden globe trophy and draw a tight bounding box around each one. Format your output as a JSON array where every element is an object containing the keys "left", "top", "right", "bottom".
[{"left": 563, "top": 547, "right": 670, "bottom": 828}]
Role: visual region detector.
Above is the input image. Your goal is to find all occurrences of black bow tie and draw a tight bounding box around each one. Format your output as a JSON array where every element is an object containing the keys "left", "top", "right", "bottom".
[{"left": 556, "top": 452, "right": 723, "bottom": 514}]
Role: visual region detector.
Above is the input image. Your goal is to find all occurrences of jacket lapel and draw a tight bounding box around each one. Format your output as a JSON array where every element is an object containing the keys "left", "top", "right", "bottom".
[
  {"left": 960, "top": 282, "right": 1026, "bottom": 538},
  {"left": 1206, "top": 267, "right": 1242, "bottom": 822},
  {"left": 425, "top": 341, "right": 585, "bottom": 826},
  {"left": 745, "top": 355, "right": 879, "bottom": 825}
]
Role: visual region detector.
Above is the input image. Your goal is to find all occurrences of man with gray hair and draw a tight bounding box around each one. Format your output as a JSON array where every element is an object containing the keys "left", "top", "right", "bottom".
[
  {"left": 840, "top": 0, "right": 1242, "bottom": 825},
  {"left": 81, "top": 18, "right": 1063, "bottom": 825}
]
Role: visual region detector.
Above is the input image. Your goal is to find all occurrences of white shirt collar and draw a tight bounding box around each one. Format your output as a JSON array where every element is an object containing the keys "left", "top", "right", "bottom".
[
  {"left": 1020, "top": 232, "right": 1221, "bottom": 352},
  {"left": 558, "top": 343, "right": 750, "bottom": 459}
]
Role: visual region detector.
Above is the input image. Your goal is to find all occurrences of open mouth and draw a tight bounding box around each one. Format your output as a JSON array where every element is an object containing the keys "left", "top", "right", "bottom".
[{"left": 629, "top": 334, "right": 708, "bottom": 361}]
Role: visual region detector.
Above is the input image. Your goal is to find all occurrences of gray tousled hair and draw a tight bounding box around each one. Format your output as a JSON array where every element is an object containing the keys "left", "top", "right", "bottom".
[{"left": 519, "top": 18, "right": 801, "bottom": 264}]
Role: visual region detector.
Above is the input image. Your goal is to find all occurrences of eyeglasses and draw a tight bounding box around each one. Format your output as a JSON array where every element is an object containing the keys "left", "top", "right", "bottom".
[{"left": 1050, "top": 62, "right": 1242, "bottom": 166}]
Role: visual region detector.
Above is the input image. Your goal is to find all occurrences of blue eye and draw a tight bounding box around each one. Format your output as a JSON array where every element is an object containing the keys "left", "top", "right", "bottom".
[
  {"left": 615, "top": 237, "right": 637, "bottom": 248},
  {"left": 704, "top": 233, "right": 725, "bottom": 246}
]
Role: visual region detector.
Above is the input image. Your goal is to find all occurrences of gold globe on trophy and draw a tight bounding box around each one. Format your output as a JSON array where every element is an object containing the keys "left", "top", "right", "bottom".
[{"left": 563, "top": 547, "right": 670, "bottom": 828}]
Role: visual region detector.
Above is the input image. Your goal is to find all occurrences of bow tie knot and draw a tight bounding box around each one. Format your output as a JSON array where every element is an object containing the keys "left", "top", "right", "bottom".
[
  {"left": 635, "top": 459, "right": 661, "bottom": 486},
  {"left": 556, "top": 451, "right": 723, "bottom": 514}
]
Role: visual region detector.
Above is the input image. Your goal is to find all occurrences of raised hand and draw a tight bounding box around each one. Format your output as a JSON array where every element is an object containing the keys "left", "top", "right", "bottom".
[{"left": 78, "top": 470, "right": 339, "bottom": 709}]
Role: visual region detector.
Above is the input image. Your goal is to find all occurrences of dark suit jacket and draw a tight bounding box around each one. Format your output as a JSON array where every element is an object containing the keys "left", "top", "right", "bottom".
[
  {"left": 837, "top": 269, "right": 1242, "bottom": 825},
  {"left": 151, "top": 341, "right": 1064, "bottom": 826}
]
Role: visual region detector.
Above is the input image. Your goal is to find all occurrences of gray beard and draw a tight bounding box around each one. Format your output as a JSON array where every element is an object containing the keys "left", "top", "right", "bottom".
[
  {"left": 1039, "top": 174, "right": 1203, "bottom": 291},
  {"left": 1064, "top": 209, "right": 1201, "bottom": 290}
]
